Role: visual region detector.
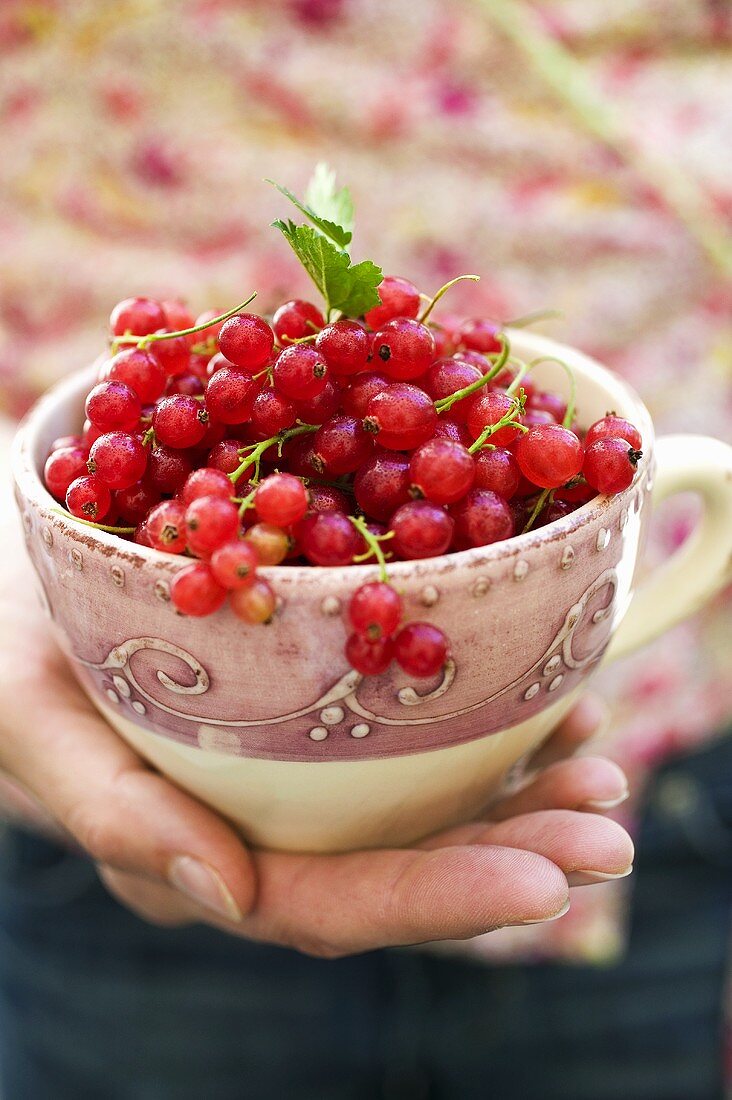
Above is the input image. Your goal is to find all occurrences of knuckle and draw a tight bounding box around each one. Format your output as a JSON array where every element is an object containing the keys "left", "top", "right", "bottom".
[{"left": 66, "top": 799, "right": 123, "bottom": 865}]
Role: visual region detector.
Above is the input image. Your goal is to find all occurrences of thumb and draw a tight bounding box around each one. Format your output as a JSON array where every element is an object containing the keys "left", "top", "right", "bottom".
[{"left": 1, "top": 660, "right": 256, "bottom": 924}]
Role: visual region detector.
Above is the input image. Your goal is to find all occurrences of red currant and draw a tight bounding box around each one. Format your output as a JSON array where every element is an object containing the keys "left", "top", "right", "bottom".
[
  {"left": 150, "top": 331, "right": 191, "bottom": 378},
  {"left": 354, "top": 451, "right": 411, "bottom": 523},
  {"left": 230, "top": 577, "right": 276, "bottom": 623},
  {"left": 363, "top": 383, "right": 437, "bottom": 451},
  {"left": 65, "top": 475, "right": 112, "bottom": 522},
  {"left": 432, "top": 418, "right": 472, "bottom": 447},
  {"left": 410, "top": 439, "right": 475, "bottom": 505},
  {"left": 210, "top": 540, "right": 259, "bottom": 589},
  {"left": 307, "top": 484, "right": 351, "bottom": 514},
  {"left": 372, "top": 319, "right": 435, "bottom": 381},
  {"left": 345, "top": 632, "right": 394, "bottom": 676},
  {"left": 458, "top": 318, "right": 501, "bottom": 355},
  {"left": 205, "top": 367, "right": 259, "bottom": 425},
  {"left": 85, "top": 380, "right": 141, "bottom": 433},
  {"left": 391, "top": 500, "right": 454, "bottom": 560},
  {"left": 272, "top": 299, "right": 324, "bottom": 345},
  {"left": 422, "top": 357, "right": 482, "bottom": 422},
  {"left": 44, "top": 446, "right": 88, "bottom": 500},
  {"left": 254, "top": 473, "right": 309, "bottom": 527},
  {"left": 349, "top": 581, "right": 402, "bottom": 641},
  {"left": 515, "top": 425, "right": 584, "bottom": 489},
  {"left": 583, "top": 438, "right": 642, "bottom": 494},
  {"left": 104, "top": 347, "right": 166, "bottom": 404},
  {"left": 153, "top": 395, "right": 209, "bottom": 449},
  {"left": 185, "top": 496, "right": 239, "bottom": 558},
  {"left": 147, "top": 445, "right": 194, "bottom": 494},
  {"left": 88, "top": 432, "right": 148, "bottom": 490},
  {"left": 180, "top": 466, "right": 233, "bottom": 505},
  {"left": 473, "top": 447, "right": 520, "bottom": 499},
  {"left": 110, "top": 296, "right": 166, "bottom": 338},
  {"left": 364, "top": 276, "right": 420, "bottom": 329},
  {"left": 466, "top": 390, "right": 521, "bottom": 447},
  {"left": 450, "top": 489, "right": 514, "bottom": 548},
  {"left": 585, "top": 415, "right": 642, "bottom": 452},
  {"left": 341, "top": 371, "right": 390, "bottom": 418},
  {"left": 217, "top": 313, "right": 274, "bottom": 370},
  {"left": 244, "top": 523, "right": 291, "bottom": 565},
  {"left": 527, "top": 391, "right": 567, "bottom": 423},
  {"left": 294, "top": 376, "right": 342, "bottom": 424},
  {"left": 114, "top": 478, "right": 160, "bottom": 523},
  {"left": 250, "top": 387, "right": 297, "bottom": 437},
  {"left": 171, "top": 562, "right": 227, "bottom": 616},
  {"left": 162, "top": 299, "right": 195, "bottom": 334},
  {"left": 394, "top": 622, "right": 448, "bottom": 678},
  {"left": 298, "top": 512, "right": 362, "bottom": 566},
  {"left": 273, "top": 345, "right": 329, "bottom": 400},
  {"left": 146, "top": 500, "right": 188, "bottom": 553},
  {"left": 312, "top": 414, "right": 373, "bottom": 475},
  {"left": 316, "top": 319, "right": 370, "bottom": 375}
]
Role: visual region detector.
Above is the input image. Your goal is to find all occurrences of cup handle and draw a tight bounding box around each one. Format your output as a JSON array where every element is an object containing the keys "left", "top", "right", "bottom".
[{"left": 605, "top": 434, "right": 732, "bottom": 664}]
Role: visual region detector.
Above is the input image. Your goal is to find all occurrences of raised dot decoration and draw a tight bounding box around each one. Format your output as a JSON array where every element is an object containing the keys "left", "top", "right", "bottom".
[
  {"left": 513, "top": 560, "right": 529, "bottom": 581},
  {"left": 350, "top": 723, "right": 370, "bottom": 738},
  {"left": 320, "top": 596, "right": 341, "bottom": 617},
  {"left": 472, "top": 577, "right": 491, "bottom": 597},
  {"left": 548, "top": 674, "right": 564, "bottom": 692},
  {"left": 320, "top": 706, "right": 345, "bottom": 725},
  {"left": 154, "top": 579, "right": 171, "bottom": 602},
  {"left": 110, "top": 565, "right": 125, "bottom": 588},
  {"left": 524, "top": 682, "right": 541, "bottom": 700},
  {"left": 560, "top": 545, "right": 575, "bottom": 570},
  {"left": 309, "top": 726, "right": 329, "bottom": 741},
  {"left": 420, "top": 585, "right": 440, "bottom": 607},
  {"left": 596, "top": 528, "right": 611, "bottom": 552}
]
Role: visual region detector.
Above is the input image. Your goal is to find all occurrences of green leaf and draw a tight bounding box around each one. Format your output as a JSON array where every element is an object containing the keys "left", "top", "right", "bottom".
[
  {"left": 272, "top": 221, "right": 382, "bottom": 316},
  {"left": 305, "top": 163, "right": 355, "bottom": 238},
  {"left": 266, "top": 176, "right": 352, "bottom": 249}
]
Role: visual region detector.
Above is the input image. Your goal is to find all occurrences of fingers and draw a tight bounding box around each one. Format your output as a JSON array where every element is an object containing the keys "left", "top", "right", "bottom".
[
  {"left": 233, "top": 843, "right": 570, "bottom": 957},
  {"left": 0, "top": 665, "right": 257, "bottom": 923},
  {"left": 531, "top": 694, "right": 610, "bottom": 769},
  {"left": 423, "top": 809, "right": 634, "bottom": 886},
  {"left": 488, "top": 756, "right": 629, "bottom": 820},
  {"left": 98, "top": 866, "right": 200, "bottom": 927}
]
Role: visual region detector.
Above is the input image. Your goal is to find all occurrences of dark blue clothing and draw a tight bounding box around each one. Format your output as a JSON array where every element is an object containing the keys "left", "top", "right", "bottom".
[{"left": 0, "top": 736, "right": 730, "bottom": 1100}]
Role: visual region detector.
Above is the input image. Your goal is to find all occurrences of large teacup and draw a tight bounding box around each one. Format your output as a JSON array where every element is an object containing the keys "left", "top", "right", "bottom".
[{"left": 12, "top": 333, "right": 732, "bottom": 852}]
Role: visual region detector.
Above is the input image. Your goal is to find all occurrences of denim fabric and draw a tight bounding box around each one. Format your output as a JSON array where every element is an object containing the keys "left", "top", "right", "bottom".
[{"left": 0, "top": 734, "right": 729, "bottom": 1100}]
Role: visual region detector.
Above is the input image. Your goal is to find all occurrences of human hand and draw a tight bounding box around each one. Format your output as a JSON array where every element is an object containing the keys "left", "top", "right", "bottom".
[{"left": 1, "top": 436, "right": 632, "bottom": 957}]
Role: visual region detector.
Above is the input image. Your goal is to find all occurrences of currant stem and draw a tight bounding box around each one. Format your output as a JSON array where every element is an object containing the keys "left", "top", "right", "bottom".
[
  {"left": 468, "top": 398, "right": 528, "bottom": 454},
  {"left": 504, "top": 308, "right": 563, "bottom": 329},
  {"left": 349, "top": 516, "right": 393, "bottom": 582},
  {"left": 418, "top": 274, "right": 480, "bottom": 325},
  {"left": 522, "top": 489, "right": 553, "bottom": 534},
  {"left": 434, "top": 334, "right": 511, "bottom": 414},
  {"left": 115, "top": 294, "right": 258, "bottom": 349},
  {"left": 526, "top": 356, "right": 577, "bottom": 427},
  {"left": 51, "top": 508, "right": 136, "bottom": 535},
  {"left": 227, "top": 423, "right": 318, "bottom": 486}
]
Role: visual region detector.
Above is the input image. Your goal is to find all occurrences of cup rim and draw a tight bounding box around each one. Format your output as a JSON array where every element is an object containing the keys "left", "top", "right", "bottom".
[{"left": 12, "top": 330, "right": 655, "bottom": 581}]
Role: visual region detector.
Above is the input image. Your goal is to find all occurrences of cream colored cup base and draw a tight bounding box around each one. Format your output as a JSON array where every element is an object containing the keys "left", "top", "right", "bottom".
[{"left": 96, "top": 691, "right": 580, "bottom": 852}]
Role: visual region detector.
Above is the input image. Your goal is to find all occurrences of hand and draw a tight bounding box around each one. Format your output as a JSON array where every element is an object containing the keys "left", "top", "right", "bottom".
[{"left": 0, "top": 431, "right": 632, "bottom": 957}]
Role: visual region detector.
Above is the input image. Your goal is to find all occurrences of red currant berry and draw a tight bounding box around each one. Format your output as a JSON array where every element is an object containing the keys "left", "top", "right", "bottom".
[
  {"left": 193, "top": 309, "right": 226, "bottom": 345},
  {"left": 180, "top": 466, "right": 233, "bottom": 505},
  {"left": 153, "top": 395, "right": 209, "bottom": 449},
  {"left": 207, "top": 439, "right": 246, "bottom": 476},
  {"left": 104, "top": 347, "right": 166, "bottom": 404},
  {"left": 85, "top": 380, "right": 142, "bottom": 432},
  {"left": 312, "top": 414, "right": 373, "bottom": 475},
  {"left": 165, "top": 372, "right": 205, "bottom": 397},
  {"left": 537, "top": 498, "right": 576, "bottom": 527},
  {"left": 391, "top": 500, "right": 454, "bottom": 559},
  {"left": 354, "top": 452, "right": 411, "bottom": 523},
  {"left": 244, "top": 523, "right": 291, "bottom": 565},
  {"left": 230, "top": 577, "right": 276, "bottom": 623},
  {"left": 50, "top": 434, "right": 84, "bottom": 453},
  {"left": 250, "top": 387, "right": 297, "bottom": 437},
  {"left": 522, "top": 409, "right": 556, "bottom": 429},
  {"left": 205, "top": 367, "right": 259, "bottom": 425},
  {"left": 432, "top": 418, "right": 472, "bottom": 447},
  {"left": 394, "top": 622, "right": 448, "bottom": 678},
  {"left": 364, "top": 275, "right": 420, "bottom": 329},
  {"left": 584, "top": 415, "right": 642, "bottom": 452},
  {"left": 422, "top": 357, "right": 483, "bottom": 422},
  {"left": 88, "top": 432, "right": 148, "bottom": 490},
  {"left": 114, "top": 479, "right": 160, "bottom": 523},
  {"left": 450, "top": 489, "right": 514, "bottom": 548},
  {"left": 364, "top": 383, "right": 437, "bottom": 451},
  {"left": 372, "top": 319, "right": 435, "bottom": 381},
  {"left": 161, "top": 299, "right": 195, "bottom": 334},
  {"left": 298, "top": 512, "right": 362, "bottom": 567},
  {"left": 146, "top": 500, "right": 187, "bottom": 553},
  {"left": 210, "top": 540, "right": 259, "bottom": 589},
  {"left": 185, "top": 496, "right": 239, "bottom": 558},
  {"left": 315, "top": 319, "right": 370, "bottom": 375},
  {"left": 147, "top": 446, "right": 194, "bottom": 494},
  {"left": 410, "top": 439, "right": 475, "bottom": 505},
  {"left": 273, "top": 345, "right": 329, "bottom": 400},
  {"left": 458, "top": 318, "right": 501, "bottom": 355},
  {"left": 254, "top": 473, "right": 309, "bottom": 527},
  {"left": 527, "top": 391, "right": 567, "bottom": 423},
  {"left": 583, "top": 438, "right": 642, "bottom": 494},
  {"left": 272, "top": 299, "right": 324, "bottom": 345},
  {"left": 341, "top": 371, "right": 390, "bottom": 418},
  {"left": 349, "top": 581, "right": 403, "bottom": 641},
  {"left": 110, "top": 296, "right": 166, "bottom": 338},
  {"left": 345, "top": 632, "right": 394, "bottom": 676},
  {"left": 44, "top": 446, "right": 88, "bottom": 500},
  {"left": 466, "top": 390, "right": 521, "bottom": 447},
  {"left": 150, "top": 331, "right": 191, "bottom": 378},
  {"left": 294, "top": 376, "right": 342, "bottom": 424},
  {"left": 217, "top": 313, "right": 274, "bottom": 370},
  {"left": 307, "top": 484, "right": 351, "bottom": 514},
  {"left": 171, "top": 562, "right": 227, "bottom": 616},
  {"left": 473, "top": 447, "right": 520, "bottom": 499},
  {"left": 515, "top": 425, "right": 584, "bottom": 489},
  {"left": 65, "top": 475, "right": 112, "bottom": 522}
]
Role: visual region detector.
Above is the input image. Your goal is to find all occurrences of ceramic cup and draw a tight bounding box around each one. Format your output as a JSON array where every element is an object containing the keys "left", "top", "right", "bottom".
[{"left": 12, "top": 332, "right": 732, "bottom": 852}]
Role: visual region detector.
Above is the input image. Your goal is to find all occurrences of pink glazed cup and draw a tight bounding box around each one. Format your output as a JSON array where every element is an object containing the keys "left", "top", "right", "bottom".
[{"left": 12, "top": 333, "right": 732, "bottom": 852}]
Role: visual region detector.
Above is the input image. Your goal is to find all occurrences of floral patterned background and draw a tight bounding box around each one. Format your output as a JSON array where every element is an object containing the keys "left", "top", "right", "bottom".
[{"left": 0, "top": 0, "right": 730, "bottom": 962}]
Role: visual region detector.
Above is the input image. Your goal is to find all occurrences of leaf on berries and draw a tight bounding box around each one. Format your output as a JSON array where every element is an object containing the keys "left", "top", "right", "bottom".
[
  {"left": 267, "top": 173, "right": 352, "bottom": 249},
  {"left": 272, "top": 221, "right": 382, "bottom": 316},
  {"left": 304, "top": 163, "right": 355, "bottom": 239}
]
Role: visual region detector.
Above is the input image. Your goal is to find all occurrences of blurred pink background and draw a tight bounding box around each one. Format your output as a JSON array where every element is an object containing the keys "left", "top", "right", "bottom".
[{"left": 1, "top": 0, "right": 730, "bottom": 962}]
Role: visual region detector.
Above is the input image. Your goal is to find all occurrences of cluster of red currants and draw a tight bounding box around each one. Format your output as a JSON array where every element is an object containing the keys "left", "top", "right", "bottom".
[{"left": 44, "top": 277, "right": 642, "bottom": 679}]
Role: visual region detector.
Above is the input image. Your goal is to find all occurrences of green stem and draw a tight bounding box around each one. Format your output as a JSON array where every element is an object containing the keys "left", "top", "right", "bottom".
[
  {"left": 115, "top": 294, "right": 258, "bottom": 349},
  {"left": 522, "top": 489, "right": 552, "bottom": 534},
  {"left": 418, "top": 274, "right": 481, "bottom": 325},
  {"left": 51, "top": 508, "right": 135, "bottom": 535},
  {"left": 227, "top": 423, "right": 318, "bottom": 486},
  {"left": 468, "top": 395, "right": 528, "bottom": 453},
  {"left": 434, "top": 334, "right": 511, "bottom": 414},
  {"left": 526, "top": 356, "right": 577, "bottom": 427},
  {"left": 349, "top": 516, "right": 393, "bottom": 581}
]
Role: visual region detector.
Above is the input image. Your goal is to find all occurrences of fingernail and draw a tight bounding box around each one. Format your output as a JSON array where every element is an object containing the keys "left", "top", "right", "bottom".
[
  {"left": 579, "top": 787, "right": 630, "bottom": 812},
  {"left": 567, "top": 866, "right": 633, "bottom": 886},
  {"left": 168, "top": 856, "right": 242, "bottom": 922},
  {"left": 511, "top": 898, "right": 570, "bottom": 926}
]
